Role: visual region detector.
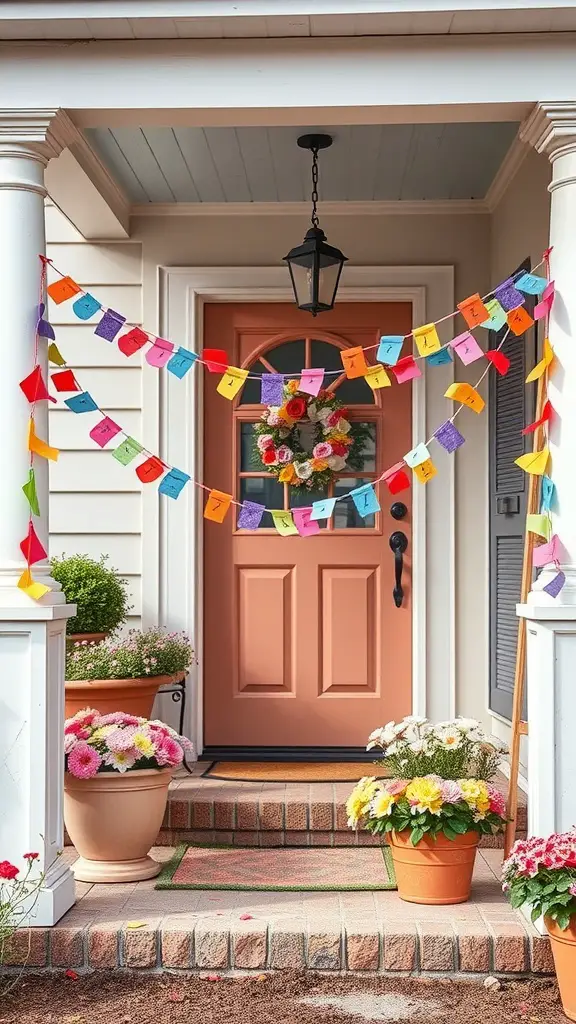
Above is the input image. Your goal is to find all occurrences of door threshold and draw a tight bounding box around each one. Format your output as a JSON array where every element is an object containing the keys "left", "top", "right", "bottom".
[{"left": 200, "top": 746, "right": 375, "bottom": 762}]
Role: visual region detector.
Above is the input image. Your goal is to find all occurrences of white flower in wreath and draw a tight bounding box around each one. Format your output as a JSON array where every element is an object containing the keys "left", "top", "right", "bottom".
[
  {"left": 326, "top": 455, "right": 346, "bottom": 471},
  {"left": 307, "top": 403, "right": 319, "bottom": 422},
  {"left": 294, "top": 460, "right": 313, "bottom": 480},
  {"left": 266, "top": 407, "right": 282, "bottom": 426},
  {"left": 337, "top": 418, "right": 351, "bottom": 433},
  {"left": 317, "top": 406, "right": 333, "bottom": 423},
  {"left": 276, "top": 445, "right": 293, "bottom": 464}
]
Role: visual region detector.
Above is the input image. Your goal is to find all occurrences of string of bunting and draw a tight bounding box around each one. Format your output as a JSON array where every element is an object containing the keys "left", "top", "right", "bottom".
[{"left": 18, "top": 253, "right": 561, "bottom": 595}]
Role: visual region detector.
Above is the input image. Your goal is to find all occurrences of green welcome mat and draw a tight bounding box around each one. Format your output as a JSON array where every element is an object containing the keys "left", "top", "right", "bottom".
[{"left": 156, "top": 843, "right": 396, "bottom": 892}]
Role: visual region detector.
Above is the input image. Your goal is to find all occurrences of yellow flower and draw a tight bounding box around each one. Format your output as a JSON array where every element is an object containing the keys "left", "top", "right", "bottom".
[
  {"left": 278, "top": 405, "right": 293, "bottom": 422},
  {"left": 346, "top": 776, "right": 379, "bottom": 827},
  {"left": 330, "top": 432, "right": 352, "bottom": 443},
  {"left": 279, "top": 464, "right": 296, "bottom": 483},
  {"left": 133, "top": 732, "right": 155, "bottom": 758},
  {"left": 372, "top": 791, "right": 395, "bottom": 818},
  {"left": 311, "top": 458, "right": 329, "bottom": 471},
  {"left": 88, "top": 725, "right": 115, "bottom": 743},
  {"left": 286, "top": 379, "right": 300, "bottom": 394},
  {"left": 459, "top": 779, "right": 489, "bottom": 815},
  {"left": 405, "top": 777, "right": 443, "bottom": 815}
]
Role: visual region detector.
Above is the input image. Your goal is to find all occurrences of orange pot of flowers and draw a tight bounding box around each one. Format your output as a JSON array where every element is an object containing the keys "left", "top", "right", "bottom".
[{"left": 388, "top": 828, "right": 480, "bottom": 905}]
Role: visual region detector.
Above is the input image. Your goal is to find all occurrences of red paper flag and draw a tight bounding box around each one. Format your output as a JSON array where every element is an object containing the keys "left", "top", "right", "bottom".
[
  {"left": 522, "top": 399, "right": 553, "bottom": 435},
  {"left": 51, "top": 369, "right": 79, "bottom": 392},
  {"left": 485, "top": 350, "right": 511, "bottom": 376},
  {"left": 19, "top": 522, "right": 47, "bottom": 565},
  {"left": 136, "top": 456, "right": 165, "bottom": 483},
  {"left": 118, "top": 327, "right": 149, "bottom": 357},
  {"left": 203, "top": 348, "right": 228, "bottom": 373},
  {"left": 383, "top": 462, "right": 411, "bottom": 495},
  {"left": 19, "top": 366, "right": 56, "bottom": 404}
]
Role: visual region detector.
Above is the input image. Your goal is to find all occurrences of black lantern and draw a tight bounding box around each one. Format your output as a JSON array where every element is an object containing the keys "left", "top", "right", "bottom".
[{"left": 284, "top": 134, "right": 347, "bottom": 315}]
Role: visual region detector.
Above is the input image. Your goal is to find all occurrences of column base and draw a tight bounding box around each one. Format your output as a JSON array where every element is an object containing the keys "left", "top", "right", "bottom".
[{"left": 17, "top": 857, "right": 76, "bottom": 927}]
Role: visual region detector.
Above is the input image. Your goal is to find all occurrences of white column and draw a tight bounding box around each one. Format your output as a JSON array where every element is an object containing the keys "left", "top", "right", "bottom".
[
  {"left": 518, "top": 103, "right": 576, "bottom": 837},
  {"left": 0, "top": 110, "right": 75, "bottom": 924}
]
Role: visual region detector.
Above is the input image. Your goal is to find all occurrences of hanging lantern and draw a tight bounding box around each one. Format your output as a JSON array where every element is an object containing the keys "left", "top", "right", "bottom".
[{"left": 284, "top": 134, "right": 347, "bottom": 315}]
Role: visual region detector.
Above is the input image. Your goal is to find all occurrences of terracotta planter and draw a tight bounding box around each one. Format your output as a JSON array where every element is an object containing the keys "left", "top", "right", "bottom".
[
  {"left": 65, "top": 673, "right": 180, "bottom": 720},
  {"left": 64, "top": 767, "right": 172, "bottom": 882},
  {"left": 67, "top": 632, "right": 107, "bottom": 645},
  {"left": 388, "top": 829, "right": 479, "bottom": 905},
  {"left": 545, "top": 917, "right": 576, "bottom": 1021}
]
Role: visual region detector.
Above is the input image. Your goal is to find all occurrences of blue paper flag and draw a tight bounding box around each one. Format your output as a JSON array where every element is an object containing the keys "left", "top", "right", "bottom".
[
  {"left": 261, "top": 373, "right": 284, "bottom": 405},
  {"left": 237, "top": 500, "right": 266, "bottom": 530},
  {"left": 350, "top": 483, "right": 381, "bottom": 518},
  {"left": 541, "top": 475, "right": 557, "bottom": 513},
  {"left": 64, "top": 391, "right": 98, "bottom": 414},
  {"left": 427, "top": 347, "right": 453, "bottom": 367},
  {"left": 158, "top": 468, "right": 190, "bottom": 500},
  {"left": 167, "top": 347, "right": 198, "bottom": 379},
  {"left": 515, "top": 273, "right": 548, "bottom": 296},
  {"left": 95, "top": 309, "right": 126, "bottom": 342},
  {"left": 37, "top": 302, "right": 55, "bottom": 340},
  {"left": 310, "top": 497, "right": 337, "bottom": 522},
  {"left": 72, "top": 293, "right": 102, "bottom": 321},
  {"left": 377, "top": 336, "right": 404, "bottom": 366}
]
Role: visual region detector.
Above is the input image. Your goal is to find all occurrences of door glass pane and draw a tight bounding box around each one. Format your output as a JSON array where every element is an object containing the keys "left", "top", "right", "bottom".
[
  {"left": 266, "top": 339, "right": 305, "bottom": 376},
  {"left": 333, "top": 477, "right": 377, "bottom": 528},
  {"left": 311, "top": 340, "right": 375, "bottom": 404},
  {"left": 239, "top": 476, "right": 284, "bottom": 525},
  {"left": 240, "top": 422, "right": 264, "bottom": 471},
  {"left": 349, "top": 422, "right": 377, "bottom": 473},
  {"left": 238, "top": 359, "right": 269, "bottom": 405}
]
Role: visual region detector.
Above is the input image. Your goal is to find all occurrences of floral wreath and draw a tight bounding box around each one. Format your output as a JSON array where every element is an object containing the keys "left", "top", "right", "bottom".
[{"left": 253, "top": 379, "right": 372, "bottom": 490}]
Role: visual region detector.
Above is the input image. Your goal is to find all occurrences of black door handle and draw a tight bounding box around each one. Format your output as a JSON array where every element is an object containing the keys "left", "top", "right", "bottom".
[{"left": 389, "top": 531, "right": 408, "bottom": 608}]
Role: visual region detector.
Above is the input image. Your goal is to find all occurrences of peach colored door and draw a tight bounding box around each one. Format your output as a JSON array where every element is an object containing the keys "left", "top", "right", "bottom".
[{"left": 203, "top": 303, "right": 413, "bottom": 750}]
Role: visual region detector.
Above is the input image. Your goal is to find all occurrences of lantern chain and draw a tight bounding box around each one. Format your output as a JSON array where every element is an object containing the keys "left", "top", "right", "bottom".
[{"left": 311, "top": 145, "right": 320, "bottom": 228}]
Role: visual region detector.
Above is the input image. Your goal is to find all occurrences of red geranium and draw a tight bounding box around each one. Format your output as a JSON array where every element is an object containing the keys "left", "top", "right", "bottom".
[
  {"left": 330, "top": 441, "right": 349, "bottom": 456},
  {"left": 24, "top": 852, "right": 39, "bottom": 861},
  {"left": 262, "top": 448, "right": 277, "bottom": 465},
  {"left": 285, "top": 397, "right": 307, "bottom": 421},
  {"left": 0, "top": 861, "right": 19, "bottom": 880}
]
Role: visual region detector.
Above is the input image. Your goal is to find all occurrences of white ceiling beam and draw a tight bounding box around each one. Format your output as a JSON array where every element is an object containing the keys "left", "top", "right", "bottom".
[{"left": 130, "top": 199, "right": 488, "bottom": 218}]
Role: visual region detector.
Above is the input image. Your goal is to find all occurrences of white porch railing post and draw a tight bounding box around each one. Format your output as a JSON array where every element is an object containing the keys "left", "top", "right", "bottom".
[
  {"left": 518, "top": 103, "right": 576, "bottom": 838},
  {"left": 0, "top": 110, "right": 76, "bottom": 925}
]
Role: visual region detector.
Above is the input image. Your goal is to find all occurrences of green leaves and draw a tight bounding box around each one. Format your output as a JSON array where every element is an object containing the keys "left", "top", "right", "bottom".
[{"left": 51, "top": 554, "right": 131, "bottom": 635}]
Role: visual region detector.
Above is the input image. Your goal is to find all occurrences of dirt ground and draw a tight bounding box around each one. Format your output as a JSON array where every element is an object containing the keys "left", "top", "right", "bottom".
[{"left": 0, "top": 973, "right": 566, "bottom": 1024}]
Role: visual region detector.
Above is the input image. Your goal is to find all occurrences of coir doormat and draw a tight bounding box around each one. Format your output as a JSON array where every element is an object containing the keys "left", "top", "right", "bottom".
[
  {"left": 156, "top": 843, "right": 396, "bottom": 892},
  {"left": 202, "top": 761, "right": 386, "bottom": 783}
]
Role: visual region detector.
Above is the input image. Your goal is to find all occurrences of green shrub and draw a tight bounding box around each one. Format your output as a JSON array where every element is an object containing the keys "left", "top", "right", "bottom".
[{"left": 51, "top": 554, "right": 131, "bottom": 635}]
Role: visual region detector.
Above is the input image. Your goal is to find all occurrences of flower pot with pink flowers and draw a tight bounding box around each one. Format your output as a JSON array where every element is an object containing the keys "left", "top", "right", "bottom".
[
  {"left": 346, "top": 717, "right": 508, "bottom": 905},
  {"left": 65, "top": 627, "right": 194, "bottom": 720},
  {"left": 64, "top": 709, "right": 195, "bottom": 882},
  {"left": 504, "top": 832, "right": 576, "bottom": 1021}
]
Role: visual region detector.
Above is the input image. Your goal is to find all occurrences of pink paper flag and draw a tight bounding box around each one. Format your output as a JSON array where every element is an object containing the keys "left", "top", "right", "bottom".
[
  {"left": 392, "top": 355, "right": 422, "bottom": 384},
  {"left": 533, "top": 535, "right": 559, "bottom": 568},
  {"left": 299, "top": 369, "right": 324, "bottom": 397},
  {"left": 145, "top": 337, "right": 174, "bottom": 368},
  {"left": 293, "top": 506, "right": 320, "bottom": 537},
  {"left": 450, "top": 331, "right": 484, "bottom": 366},
  {"left": 89, "top": 416, "right": 122, "bottom": 448},
  {"left": 534, "top": 281, "right": 555, "bottom": 321}
]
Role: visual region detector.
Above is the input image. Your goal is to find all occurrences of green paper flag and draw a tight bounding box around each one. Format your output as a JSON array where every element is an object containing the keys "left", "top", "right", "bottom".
[
  {"left": 526, "top": 513, "right": 551, "bottom": 541},
  {"left": 22, "top": 468, "right": 40, "bottom": 516},
  {"left": 47, "top": 343, "right": 66, "bottom": 366},
  {"left": 112, "top": 437, "right": 143, "bottom": 466}
]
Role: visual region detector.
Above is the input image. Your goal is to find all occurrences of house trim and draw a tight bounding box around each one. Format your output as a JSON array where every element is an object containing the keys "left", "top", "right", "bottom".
[
  {"left": 158, "top": 264, "right": 455, "bottom": 754},
  {"left": 133, "top": 200, "right": 487, "bottom": 218}
]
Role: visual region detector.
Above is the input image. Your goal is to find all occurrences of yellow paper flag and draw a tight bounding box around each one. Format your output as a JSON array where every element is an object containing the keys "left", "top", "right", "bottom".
[
  {"left": 526, "top": 338, "right": 554, "bottom": 383},
  {"left": 47, "top": 343, "right": 66, "bottom": 366},
  {"left": 271, "top": 510, "right": 298, "bottom": 536},
  {"left": 413, "top": 323, "right": 441, "bottom": 357},
  {"left": 203, "top": 489, "right": 232, "bottom": 523},
  {"left": 28, "top": 418, "right": 59, "bottom": 461},
  {"left": 515, "top": 447, "right": 550, "bottom": 476},
  {"left": 17, "top": 569, "right": 51, "bottom": 601},
  {"left": 216, "top": 366, "right": 248, "bottom": 400},
  {"left": 444, "top": 382, "right": 485, "bottom": 414},
  {"left": 364, "top": 364, "right": 391, "bottom": 390},
  {"left": 413, "top": 458, "right": 437, "bottom": 484},
  {"left": 526, "top": 514, "right": 552, "bottom": 541}
]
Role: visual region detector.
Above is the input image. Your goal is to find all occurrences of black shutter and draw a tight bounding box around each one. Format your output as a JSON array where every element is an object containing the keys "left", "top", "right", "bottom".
[{"left": 488, "top": 260, "right": 537, "bottom": 719}]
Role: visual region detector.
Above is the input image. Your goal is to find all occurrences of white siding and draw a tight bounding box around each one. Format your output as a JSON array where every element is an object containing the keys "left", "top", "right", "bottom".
[{"left": 46, "top": 201, "right": 143, "bottom": 628}]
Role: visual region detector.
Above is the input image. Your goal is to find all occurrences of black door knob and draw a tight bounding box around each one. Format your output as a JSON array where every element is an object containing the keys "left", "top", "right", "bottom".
[
  {"left": 390, "top": 501, "right": 408, "bottom": 521},
  {"left": 389, "top": 531, "right": 408, "bottom": 608}
]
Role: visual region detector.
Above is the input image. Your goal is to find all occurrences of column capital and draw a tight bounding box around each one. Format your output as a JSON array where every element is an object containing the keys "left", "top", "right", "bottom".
[
  {"left": 0, "top": 108, "right": 76, "bottom": 163},
  {"left": 520, "top": 101, "right": 576, "bottom": 159}
]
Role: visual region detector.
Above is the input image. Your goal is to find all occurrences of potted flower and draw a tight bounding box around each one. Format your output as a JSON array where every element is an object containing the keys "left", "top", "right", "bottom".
[
  {"left": 65, "top": 627, "right": 194, "bottom": 719},
  {"left": 51, "top": 554, "right": 131, "bottom": 643},
  {"left": 64, "top": 708, "right": 194, "bottom": 882},
  {"left": 347, "top": 717, "right": 508, "bottom": 905},
  {"left": 503, "top": 832, "right": 576, "bottom": 1021}
]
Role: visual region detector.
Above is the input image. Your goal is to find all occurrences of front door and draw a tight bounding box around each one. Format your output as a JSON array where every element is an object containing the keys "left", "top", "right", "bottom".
[{"left": 203, "top": 302, "right": 413, "bottom": 752}]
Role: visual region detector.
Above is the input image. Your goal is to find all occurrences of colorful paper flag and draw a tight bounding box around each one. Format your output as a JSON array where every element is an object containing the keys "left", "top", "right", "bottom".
[
  {"left": 203, "top": 348, "right": 228, "bottom": 373},
  {"left": 507, "top": 306, "right": 534, "bottom": 337},
  {"left": 413, "top": 323, "right": 441, "bottom": 357},
  {"left": 22, "top": 469, "right": 40, "bottom": 516},
  {"left": 543, "top": 571, "right": 566, "bottom": 598},
  {"left": 203, "top": 489, "right": 232, "bottom": 523},
  {"left": 37, "top": 302, "right": 55, "bottom": 340},
  {"left": 427, "top": 348, "right": 453, "bottom": 366},
  {"left": 17, "top": 568, "right": 51, "bottom": 601},
  {"left": 146, "top": 338, "right": 174, "bottom": 368},
  {"left": 434, "top": 420, "right": 465, "bottom": 453},
  {"left": 382, "top": 463, "right": 410, "bottom": 495},
  {"left": 112, "top": 437, "right": 143, "bottom": 466},
  {"left": 533, "top": 535, "right": 559, "bottom": 568},
  {"left": 19, "top": 366, "right": 55, "bottom": 404},
  {"left": 515, "top": 273, "right": 548, "bottom": 296},
  {"left": 527, "top": 513, "right": 551, "bottom": 540},
  {"left": 534, "top": 282, "right": 555, "bottom": 321},
  {"left": 136, "top": 456, "right": 165, "bottom": 483},
  {"left": 166, "top": 347, "right": 198, "bottom": 379},
  {"left": 51, "top": 369, "right": 79, "bottom": 392},
  {"left": 450, "top": 332, "right": 484, "bottom": 366},
  {"left": 392, "top": 355, "right": 422, "bottom": 384},
  {"left": 494, "top": 277, "right": 525, "bottom": 312},
  {"left": 48, "top": 343, "right": 66, "bottom": 366},
  {"left": 444, "top": 382, "right": 485, "bottom": 414},
  {"left": 341, "top": 346, "right": 368, "bottom": 379},
  {"left": 118, "top": 327, "right": 149, "bottom": 357},
  {"left": 293, "top": 506, "right": 321, "bottom": 537},
  {"left": 271, "top": 510, "right": 299, "bottom": 536},
  {"left": 404, "top": 443, "right": 431, "bottom": 468},
  {"left": 95, "top": 309, "right": 126, "bottom": 342},
  {"left": 310, "top": 497, "right": 337, "bottom": 522},
  {"left": 237, "top": 500, "right": 266, "bottom": 530},
  {"left": 515, "top": 447, "right": 550, "bottom": 475},
  {"left": 64, "top": 392, "right": 98, "bottom": 414},
  {"left": 72, "top": 293, "right": 101, "bottom": 320},
  {"left": 457, "top": 293, "right": 489, "bottom": 329},
  {"left": 350, "top": 484, "right": 380, "bottom": 517},
  {"left": 261, "top": 373, "right": 284, "bottom": 405},
  {"left": 364, "top": 364, "right": 391, "bottom": 390},
  {"left": 20, "top": 522, "right": 47, "bottom": 565},
  {"left": 485, "top": 349, "right": 510, "bottom": 375},
  {"left": 299, "top": 369, "right": 324, "bottom": 397},
  {"left": 526, "top": 338, "right": 554, "bottom": 383},
  {"left": 158, "top": 468, "right": 190, "bottom": 500},
  {"left": 377, "top": 336, "right": 404, "bottom": 366},
  {"left": 541, "top": 475, "right": 556, "bottom": 513},
  {"left": 89, "top": 416, "right": 121, "bottom": 448},
  {"left": 28, "top": 419, "right": 59, "bottom": 461},
  {"left": 413, "top": 458, "right": 437, "bottom": 484},
  {"left": 522, "top": 399, "right": 553, "bottom": 435},
  {"left": 481, "top": 298, "right": 508, "bottom": 331},
  {"left": 217, "top": 366, "right": 249, "bottom": 400},
  {"left": 47, "top": 276, "right": 81, "bottom": 304}
]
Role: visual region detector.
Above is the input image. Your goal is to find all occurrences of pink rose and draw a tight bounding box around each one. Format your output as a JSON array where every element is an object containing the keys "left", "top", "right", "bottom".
[
  {"left": 256, "top": 433, "right": 275, "bottom": 452},
  {"left": 313, "top": 442, "right": 332, "bottom": 459},
  {"left": 276, "top": 445, "right": 293, "bottom": 464}
]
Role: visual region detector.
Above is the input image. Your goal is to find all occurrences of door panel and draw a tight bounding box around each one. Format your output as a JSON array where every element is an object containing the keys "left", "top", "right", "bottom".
[{"left": 204, "top": 302, "right": 413, "bottom": 749}]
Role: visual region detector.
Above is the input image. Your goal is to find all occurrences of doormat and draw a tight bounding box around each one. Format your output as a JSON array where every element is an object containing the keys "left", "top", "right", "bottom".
[
  {"left": 202, "top": 761, "right": 386, "bottom": 783},
  {"left": 156, "top": 843, "right": 396, "bottom": 892}
]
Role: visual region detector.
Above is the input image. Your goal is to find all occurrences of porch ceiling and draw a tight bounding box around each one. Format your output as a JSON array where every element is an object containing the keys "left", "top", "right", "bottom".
[{"left": 85, "top": 122, "right": 519, "bottom": 205}]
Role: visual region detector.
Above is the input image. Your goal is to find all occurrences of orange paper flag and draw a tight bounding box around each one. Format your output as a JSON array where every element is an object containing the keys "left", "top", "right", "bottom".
[
  {"left": 47, "top": 276, "right": 81, "bottom": 305},
  {"left": 341, "top": 346, "right": 368, "bottom": 379},
  {"left": 507, "top": 306, "right": 535, "bottom": 337},
  {"left": 457, "top": 293, "right": 490, "bottom": 329},
  {"left": 17, "top": 568, "right": 51, "bottom": 601},
  {"left": 28, "top": 419, "right": 59, "bottom": 461},
  {"left": 204, "top": 489, "right": 232, "bottom": 523}
]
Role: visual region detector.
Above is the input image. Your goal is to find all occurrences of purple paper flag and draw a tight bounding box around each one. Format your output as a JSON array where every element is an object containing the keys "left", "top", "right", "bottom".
[
  {"left": 543, "top": 570, "right": 566, "bottom": 598},
  {"left": 237, "top": 500, "right": 266, "bottom": 530},
  {"left": 37, "top": 302, "right": 55, "bottom": 340},
  {"left": 434, "top": 420, "right": 465, "bottom": 453},
  {"left": 299, "top": 369, "right": 324, "bottom": 397},
  {"left": 95, "top": 309, "right": 126, "bottom": 342},
  {"left": 261, "top": 374, "right": 284, "bottom": 405},
  {"left": 494, "top": 278, "right": 525, "bottom": 312}
]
